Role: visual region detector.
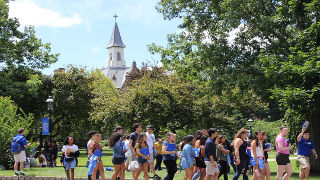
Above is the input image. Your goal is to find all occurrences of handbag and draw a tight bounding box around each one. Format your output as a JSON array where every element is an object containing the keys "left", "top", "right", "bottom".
[{"left": 128, "top": 160, "right": 139, "bottom": 171}]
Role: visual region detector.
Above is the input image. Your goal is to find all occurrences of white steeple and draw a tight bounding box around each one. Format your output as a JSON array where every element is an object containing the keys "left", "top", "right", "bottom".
[{"left": 107, "top": 15, "right": 126, "bottom": 67}]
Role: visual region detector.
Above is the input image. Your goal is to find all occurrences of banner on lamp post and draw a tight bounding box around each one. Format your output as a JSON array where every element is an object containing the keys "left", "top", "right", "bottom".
[{"left": 42, "top": 118, "right": 49, "bottom": 135}]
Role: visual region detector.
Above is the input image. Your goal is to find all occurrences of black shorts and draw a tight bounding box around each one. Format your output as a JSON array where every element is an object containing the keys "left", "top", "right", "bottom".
[
  {"left": 276, "top": 153, "right": 290, "bottom": 165},
  {"left": 138, "top": 158, "right": 148, "bottom": 164},
  {"left": 112, "top": 157, "right": 125, "bottom": 165}
]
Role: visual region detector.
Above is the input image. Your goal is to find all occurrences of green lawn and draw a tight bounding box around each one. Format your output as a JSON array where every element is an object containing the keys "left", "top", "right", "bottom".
[{"left": 0, "top": 149, "right": 318, "bottom": 179}]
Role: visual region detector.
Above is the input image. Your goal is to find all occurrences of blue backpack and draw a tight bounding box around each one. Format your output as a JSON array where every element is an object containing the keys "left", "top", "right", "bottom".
[{"left": 11, "top": 135, "right": 23, "bottom": 155}]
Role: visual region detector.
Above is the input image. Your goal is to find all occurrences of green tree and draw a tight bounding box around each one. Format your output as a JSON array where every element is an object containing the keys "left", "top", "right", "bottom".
[
  {"left": 0, "top": 96, "right": 33, "bottom": 169},
  {"left": 152, "top": 0, "right": 320, "bottom": 171},
  {"left": 0, "top": 0, "right": 58, "bottom": 118}
]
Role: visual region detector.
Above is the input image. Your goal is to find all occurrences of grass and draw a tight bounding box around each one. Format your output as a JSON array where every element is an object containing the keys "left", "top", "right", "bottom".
[{"left": 0, "top": 149, "right": 318, "bottom": 179}]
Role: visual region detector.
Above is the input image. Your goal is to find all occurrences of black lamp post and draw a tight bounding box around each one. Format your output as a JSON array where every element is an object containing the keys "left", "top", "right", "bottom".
[{"left": 45, "top": 96, "right": 54, "bottom": 167}]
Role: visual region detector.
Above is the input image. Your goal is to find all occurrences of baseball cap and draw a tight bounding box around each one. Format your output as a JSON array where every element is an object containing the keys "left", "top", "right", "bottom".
[{"left": 114, "top": 126, "right": 123, "bottom": 132}]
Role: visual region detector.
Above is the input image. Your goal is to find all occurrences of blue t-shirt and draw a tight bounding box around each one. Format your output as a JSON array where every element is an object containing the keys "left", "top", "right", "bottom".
[
  {"left": 130, "top": 132, "right": 139, "bottom": 148},
  {"left": 15, "top": 134, "right": 27, "bottom": 151},
  {"left": 204, "top": 137, "right": 217, "bottom": 161},
  {"left": 162, "top": 141, "right": 176, "bottom": 161},
  {"left": 298, "top": 138, "right": 315, "bottom": 156}
]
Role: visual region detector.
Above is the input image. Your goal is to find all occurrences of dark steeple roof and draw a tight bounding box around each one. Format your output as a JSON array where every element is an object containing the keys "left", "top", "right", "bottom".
[{"left": 108, "top": 22, "right": 126, "bottom": 48}]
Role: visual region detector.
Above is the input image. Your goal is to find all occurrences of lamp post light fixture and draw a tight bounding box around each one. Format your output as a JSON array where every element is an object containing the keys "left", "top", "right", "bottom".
[{"left": 45, "top": 96, "right": 54, "bottom": 167}]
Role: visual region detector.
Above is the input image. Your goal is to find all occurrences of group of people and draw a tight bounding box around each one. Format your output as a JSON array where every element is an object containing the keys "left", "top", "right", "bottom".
[{"left": 11, "top": 123, "right": 318, "bottom": 180}]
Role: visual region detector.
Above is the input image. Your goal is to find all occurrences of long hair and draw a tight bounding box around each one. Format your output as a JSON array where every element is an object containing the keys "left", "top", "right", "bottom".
[
  {"left": 135, "top": 133, "right": 148, "bottom": 149},
  {"left": 200, "top": 136, "right": 207, "bottom": 146},
  {"left": 181, "top": 135, "right": 194, "bottom": 150},
  {"left": 215, "top": 135, "right": 226, "bottom": 146},
  {"left": 63, "top": 135, "right": 76, "bottom": 145},
  {"left": 195, "top": 130, "right": 204, "bottom": 141},
  {"left": 253, "top": 131, "right": 262, "bottom": 146},
  {"left": 109, "top": 132, "right": 122, "bottom": 147},
  {"left": 233, "top": 128, "right": 247, "bottom": 144},
  {"left": 165, "top": 132, "right": 174, "bottom": 142}
]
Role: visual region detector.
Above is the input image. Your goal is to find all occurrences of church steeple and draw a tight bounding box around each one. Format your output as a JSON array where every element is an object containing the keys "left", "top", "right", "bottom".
[
  {"left": 107, "top": 15, "right": 126, "bottom": 48},
  {"left": 107, "top": 15, "right": 126, "bottom": 67}
]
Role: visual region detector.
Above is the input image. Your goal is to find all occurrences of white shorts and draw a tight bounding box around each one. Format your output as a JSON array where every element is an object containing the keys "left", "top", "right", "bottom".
[
  {"left": 148, "top": 151, "right": 154, "bottom": 163},
  {"left": 14, "top": 151, "right": 26, "bottom": 163},
  {"left": 125, "top": 152, "right": 135, "bottom": 164},
  {"left": 205, "top": 161, "right": 219, "bottom": 175}
]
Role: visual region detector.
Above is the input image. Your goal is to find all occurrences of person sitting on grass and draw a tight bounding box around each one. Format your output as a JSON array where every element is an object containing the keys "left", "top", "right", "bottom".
[
  {"left": 61, "top": 135, "right": 80, "bottom": 180},
  {"left": 134, "top": 133, "right": 150, "bottom": 180},
  {"left": 109, "top": 132, "right": 126, "bottom": 180}
]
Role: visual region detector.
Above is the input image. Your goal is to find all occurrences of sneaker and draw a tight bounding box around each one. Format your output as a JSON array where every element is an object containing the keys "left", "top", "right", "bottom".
[
  {"left": 20, "top": 172, "right": 25, "bottom": 176},
  {"left": 14, "top": 172, "right": 19, "bottom": 176}
]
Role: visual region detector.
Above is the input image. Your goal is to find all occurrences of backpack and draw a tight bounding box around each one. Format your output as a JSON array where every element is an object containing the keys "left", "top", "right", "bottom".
[{"left": 11, "top": 135, "right": 23, "bottom": 155}]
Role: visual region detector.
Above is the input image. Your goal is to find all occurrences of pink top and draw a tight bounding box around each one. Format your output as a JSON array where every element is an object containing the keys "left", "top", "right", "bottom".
[{"left": 275, "top": 134, "right": 290, "bottom": 154}]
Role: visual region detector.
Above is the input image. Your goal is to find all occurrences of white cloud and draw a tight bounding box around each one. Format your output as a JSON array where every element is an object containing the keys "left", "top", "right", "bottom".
[
  {"left": 90, "top": 46, "right": 101, "bottom": 53},
  {"left": 9, "top": 0, "right": 82, "bottom": 28}
]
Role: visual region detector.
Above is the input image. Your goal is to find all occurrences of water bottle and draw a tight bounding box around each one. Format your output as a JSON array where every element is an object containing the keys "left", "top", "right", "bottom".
[{"left": 302, "top": 121, "right": 309, "bottom": 129}]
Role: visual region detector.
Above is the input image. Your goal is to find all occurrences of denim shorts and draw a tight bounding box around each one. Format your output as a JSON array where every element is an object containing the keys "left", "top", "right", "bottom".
[
  {"left": 112, "top": 157, "right": 125, "bottom": 165},
  {"left": 138, "top": 158, "right": 148, "bottom": 164},
  {"left": 64, "top": 159, "right": 76, "bottom": 170}
]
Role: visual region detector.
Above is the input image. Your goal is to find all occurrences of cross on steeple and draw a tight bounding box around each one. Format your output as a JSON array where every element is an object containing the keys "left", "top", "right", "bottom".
[{"left": 113, "top": 14, "right": 118, "bottom": 23}]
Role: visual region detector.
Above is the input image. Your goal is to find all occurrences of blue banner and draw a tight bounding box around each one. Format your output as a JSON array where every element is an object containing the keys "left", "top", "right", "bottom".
[{"left": 42, "top": 118, "right": 49, "bottom": 135}]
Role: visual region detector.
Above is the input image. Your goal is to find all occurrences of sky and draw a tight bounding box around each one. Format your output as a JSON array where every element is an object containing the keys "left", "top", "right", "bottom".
[{"left": 8, "top": 0, "right": 181, "bottom": 75}]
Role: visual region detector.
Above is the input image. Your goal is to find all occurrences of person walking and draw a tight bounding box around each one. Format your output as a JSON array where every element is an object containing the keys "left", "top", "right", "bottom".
[
  {"left": 204, "top": 128, "right": 219, "bottom": 180},
  {"left": 50, "top": 140, "right": 58, "bottom": 167},
  {"left": 275, "top": 126, "right": 292, "bottom": 180},
  {"left": 192, "top": 136, "right": 207, "bottom": 180},
  {"left": 154, "top": 138, "right": 163, "bottom": 171},
  {"left": 145, "top": 125, "right": 160, "bottom": 179},
  {"left": 232, "top": 128, "right": 250, "bottom": 180},
  {"left": 162, "top": 132, "right": 179, "bottom": 180},
  {"left": 128, "top": 123, "right": 142, "bottom": 177},
  {"left": 134, "top": 133, "right": 150, "bottom": 180},
  {"left": 297, "top": 127, "right": 318, "bottom": 180},
  {"left": 61, "top": 135, "right": 80, "bottom": 180},
  {"left": 261, "top": 132, "right": 271, "bottom": 180},
  {"left": 250, "top": 131, "right": 264, "bottom": 180},
  {"left": 181, "top": 135, "right": 195, "bottom": 180},
  {"left": 11, "top": 128, "right": 32, "bottom": 176},
  {"left": 216, "top": 135, "right": 230, "bottom": 180},
  {"left": 109, "top": 132, "right": 126, "bottom": 180},
  {"left": 87, "top": 131, "right": 99, "bottom": 180},
  {"left": 88, "top": 133, "right": 105, "bottom": 180}
]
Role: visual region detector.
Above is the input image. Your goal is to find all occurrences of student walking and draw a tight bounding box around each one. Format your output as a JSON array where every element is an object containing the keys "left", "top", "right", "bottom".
[
  {"left": 162, "top": 132, "right": 179, "bottom": 180},
  {"left": 232, "top": 128, "right": 250, "bottom": 180},
  {"left": 250, "top": 131, "right": 264, "bottom": 180},
  {"left": 297, "top": 127, "right": 318, "bottom": 180},
  {"left": 204, "top": 128, "right": 219, "bottom": 180},
  {"left": 61, "top": 135, "right": 80, "bottom": 180},
  {"left": 146, "top": 125, "right": 160, "bottom": 179},
  {"left": 87, "top": 131, "right": 99, "bottom": 180},
  {"left": 88, "top": 134, "right": 105, "bottom": 180},
  {"left": 192, "top": 136, "right": 207, "bottom": 180},
  {"left": 154, "top": 138, "right": 163, "bottom": 171},
  {"left": 275, "top": 126, "right": 292, "bottom": 180},
  {"left": 109, "top": 132, "right": 126, "bottom": 180},
  {"left": 11, "top": 128, "right": 32, "bottom": 176},
  {"left": 134, "top": 133, "right": 150, "bottom": 180},
  {"left": 181, "top": 135, "right": 195, "bottom": 180},
  {"left": 261, "top": 132, "right": 271, "bottom": 180},
  {"left": 216, "top": 135, "right": 230, "bottom": 180},
  {"left": 128, "top": 123, "right": 142, "bottom": 177}
]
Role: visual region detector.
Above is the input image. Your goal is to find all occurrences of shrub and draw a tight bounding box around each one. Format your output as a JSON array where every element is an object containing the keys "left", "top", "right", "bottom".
[{"left": 0, "top": 96, "right": 33, "bottom": 169}]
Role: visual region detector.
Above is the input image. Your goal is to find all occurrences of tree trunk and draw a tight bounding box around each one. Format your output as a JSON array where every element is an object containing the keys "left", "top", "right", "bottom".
[{"left": 309, "top": 109, "right": 320, "bottom": 173}]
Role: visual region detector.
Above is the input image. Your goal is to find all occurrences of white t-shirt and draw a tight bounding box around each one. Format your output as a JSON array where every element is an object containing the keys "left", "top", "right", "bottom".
[
  {"left": 125, "top": 139, "right": 131, "bottom": 154},
  {"left": 62, "top": 144, "right": 79, "bottom": 158},
  {"left": 87, "top": 139, "right": 92, "bottom": 156},
  {"left": 146, "top": 132, "right": 156, "bottom": 150}
]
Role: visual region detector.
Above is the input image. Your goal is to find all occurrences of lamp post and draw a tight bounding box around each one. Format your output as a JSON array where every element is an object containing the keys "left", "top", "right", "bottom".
[
  {"left": 248, "top": 118, "right": 253, "bottom": 136},
  {"left": 45, "top": 96, "right": 54, "bottom": 167}
]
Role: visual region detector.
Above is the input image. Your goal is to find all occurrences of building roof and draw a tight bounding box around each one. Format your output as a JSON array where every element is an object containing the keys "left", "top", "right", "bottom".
[
  {"left": 101, "top": 66, "right": 132, "bottom": 89},
  {"left": 107, "top": 23, "right": 126, "bottom": 48}
]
